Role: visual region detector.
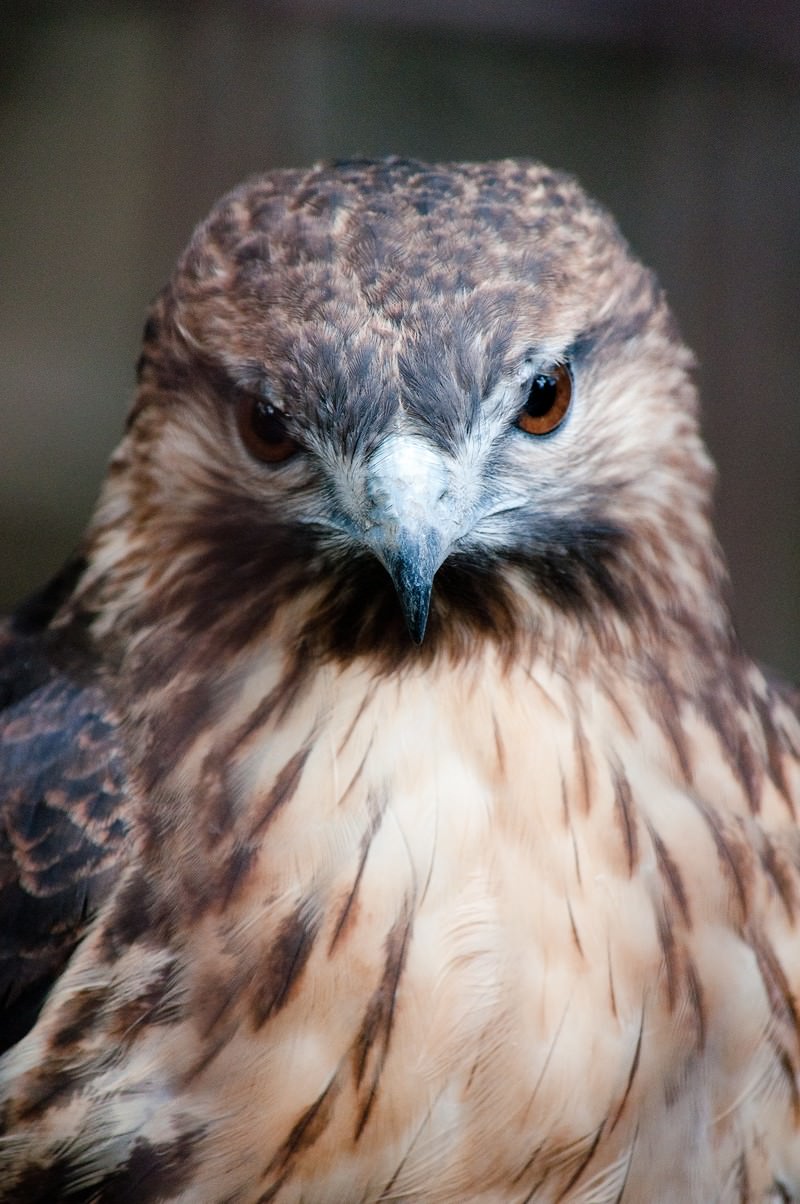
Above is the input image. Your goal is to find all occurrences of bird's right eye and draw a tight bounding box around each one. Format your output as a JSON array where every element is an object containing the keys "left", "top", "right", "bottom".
[
  {"left": 516, "top": 362, "right": 573, "bottom": 436},
  {"left": 236, "top": 395, "right": 299, "bottom": 464}
]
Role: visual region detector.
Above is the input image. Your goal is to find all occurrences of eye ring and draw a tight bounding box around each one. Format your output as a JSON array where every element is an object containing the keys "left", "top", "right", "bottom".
[
  {"left": 236, "top": 394, "right": 299, "bottom": 464},
  {"left": 516, "top": 362, "right": 573, "bottom": 436}
]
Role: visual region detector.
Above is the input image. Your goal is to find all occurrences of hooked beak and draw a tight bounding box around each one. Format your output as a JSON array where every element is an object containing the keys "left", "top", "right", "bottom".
[
  {"left": 381, "top": 527, "right": 447, "bottom": 644},
  {"left": 360, "top": 435, "right": 464, "bottom": 644}
]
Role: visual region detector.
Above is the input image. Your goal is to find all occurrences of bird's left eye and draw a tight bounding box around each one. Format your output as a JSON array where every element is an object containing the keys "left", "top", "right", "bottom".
[
  {"left": 516, "top": 363, "right": 573, "bottom": 436},
  {"left": 236, "top": 395, "right": 299, "bottom": 464}
]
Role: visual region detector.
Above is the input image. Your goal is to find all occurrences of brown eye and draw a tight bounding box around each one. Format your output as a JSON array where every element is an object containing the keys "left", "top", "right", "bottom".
[
  {"left": 236, "top": 394, "right": 299, "bottom": 463},
  {"left": 516, "top": 362, "right": 573, "bottom": 436}
]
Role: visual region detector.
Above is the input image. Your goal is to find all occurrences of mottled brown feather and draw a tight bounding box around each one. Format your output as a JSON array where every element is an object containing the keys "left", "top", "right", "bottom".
[{"left": 0, "top": 585, "right": 129, "bottom": 1054}]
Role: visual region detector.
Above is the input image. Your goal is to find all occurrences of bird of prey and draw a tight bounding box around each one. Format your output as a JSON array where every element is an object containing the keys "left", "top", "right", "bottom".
[{"left": 1, "top": 157, "right": 799, "bottom": 1203}]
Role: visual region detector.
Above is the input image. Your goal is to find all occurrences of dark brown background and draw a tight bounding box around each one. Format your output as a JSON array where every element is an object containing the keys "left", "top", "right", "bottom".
[{"left": 1, "top": 1, "right": 798, "bottom": 677}]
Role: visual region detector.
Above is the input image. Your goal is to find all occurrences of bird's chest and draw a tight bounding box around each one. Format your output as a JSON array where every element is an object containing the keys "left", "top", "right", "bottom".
[{"left": 171, "top": 655, "right": 724, "bottom": 1201}]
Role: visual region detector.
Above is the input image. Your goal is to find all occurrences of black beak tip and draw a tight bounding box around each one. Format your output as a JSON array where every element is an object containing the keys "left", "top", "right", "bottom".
[
  {"left": 406, "top": 600, "right": 431, "bottom": 645},
  {"left": 386, "top": 557, "right": 435, "bottom": 646},
  {"left": 380, "top": 530, "right": 446, "bottom": 647}
]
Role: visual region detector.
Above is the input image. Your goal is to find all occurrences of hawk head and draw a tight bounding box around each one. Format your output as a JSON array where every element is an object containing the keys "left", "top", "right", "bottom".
[{"left": 73, "top": 157, "right": 730, "bottom": 671}]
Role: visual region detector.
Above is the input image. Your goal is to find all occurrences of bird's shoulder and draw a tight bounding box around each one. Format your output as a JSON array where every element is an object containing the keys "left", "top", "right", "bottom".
[{"left": 0, "top": 562, "right": 131, "bottom": 1053}]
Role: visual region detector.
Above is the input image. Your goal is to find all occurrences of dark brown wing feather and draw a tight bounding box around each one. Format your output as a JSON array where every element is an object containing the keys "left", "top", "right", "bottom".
[{"left": 0, "top": 566, "right": 130, "bottom": 1053}]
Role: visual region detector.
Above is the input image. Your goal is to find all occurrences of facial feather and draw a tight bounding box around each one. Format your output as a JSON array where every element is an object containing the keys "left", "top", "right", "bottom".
[{"left": 68, "top": 157, "right": 726, "bottom": 676}]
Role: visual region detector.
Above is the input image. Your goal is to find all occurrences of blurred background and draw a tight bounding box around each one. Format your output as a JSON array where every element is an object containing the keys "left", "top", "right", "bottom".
[{"left": 1, "top": 0, "right": 798, "bottom": 677}]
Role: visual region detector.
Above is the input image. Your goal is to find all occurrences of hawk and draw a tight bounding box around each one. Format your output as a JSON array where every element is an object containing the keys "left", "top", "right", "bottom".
[{"left": 1, "top": 157, "right": 799, "bottom": 1202}]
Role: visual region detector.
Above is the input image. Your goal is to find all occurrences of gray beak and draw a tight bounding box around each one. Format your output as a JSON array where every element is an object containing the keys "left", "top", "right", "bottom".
[
  {"left": 381, "top": 527, "right": 447, "bottom": 644},
  {"left": 361, "top": 435, "right": 464, "bottom": 644}
]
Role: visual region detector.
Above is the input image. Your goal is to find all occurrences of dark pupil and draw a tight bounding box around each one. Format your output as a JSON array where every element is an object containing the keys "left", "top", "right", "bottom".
[
  {"left": 524, "top": 374, "right": 558, "bottom": 418},
  {"left": 252, "top": 399, "right": 287, "bottom": 443}
]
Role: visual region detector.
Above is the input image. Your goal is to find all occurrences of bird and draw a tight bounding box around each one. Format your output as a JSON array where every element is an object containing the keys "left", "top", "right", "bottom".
[{"left": 0, "top": 155, "right": 799, "bottom": 1203}]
